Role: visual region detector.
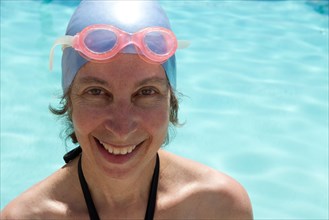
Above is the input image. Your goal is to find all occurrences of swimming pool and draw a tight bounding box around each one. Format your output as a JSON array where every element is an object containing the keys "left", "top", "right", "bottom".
[{"left": 1, "top": 0, "right": 328, "bottom": 218}]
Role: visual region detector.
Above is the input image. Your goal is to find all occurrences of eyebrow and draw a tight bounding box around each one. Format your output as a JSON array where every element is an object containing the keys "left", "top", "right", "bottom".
[
  {"left": 135, "top": 76, "right": 169, "bottom": 88},
  {"left": 77, "top": 76, "right": 110, "bottom": 87}
]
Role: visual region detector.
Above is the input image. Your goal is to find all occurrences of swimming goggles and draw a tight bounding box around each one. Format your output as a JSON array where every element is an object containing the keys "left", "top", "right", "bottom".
[{"left": 49, "top": 24, "right": 189, "bottom": 70}]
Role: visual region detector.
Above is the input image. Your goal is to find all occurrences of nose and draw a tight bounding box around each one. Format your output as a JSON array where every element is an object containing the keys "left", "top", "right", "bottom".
[{"left": 103, "top": 101, "right": 138, "bottom": 141}]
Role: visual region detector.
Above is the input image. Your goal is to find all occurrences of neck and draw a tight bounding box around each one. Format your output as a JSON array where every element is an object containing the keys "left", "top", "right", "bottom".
[{"left": 80, "top": 153, "right": 157, "bottom": 211}]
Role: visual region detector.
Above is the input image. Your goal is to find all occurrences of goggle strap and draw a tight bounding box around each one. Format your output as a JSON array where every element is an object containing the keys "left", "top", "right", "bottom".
[
  {"left": 49, "top": 36, "right": 74, "bottom": 71},
  {"left": 177, "top": 40, "right": 191, "bottom": 49}
]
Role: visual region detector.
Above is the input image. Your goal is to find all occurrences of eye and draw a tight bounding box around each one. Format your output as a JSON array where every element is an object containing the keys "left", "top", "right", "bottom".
[
  {"left": 80, "top": 87, "right": 113, "bottom": 106},
  {"left": 87, "top": 88, "right": 104, "bottom": 96},
  {"left": 138, "top": 88, "right": 157, "bottom": 96}
]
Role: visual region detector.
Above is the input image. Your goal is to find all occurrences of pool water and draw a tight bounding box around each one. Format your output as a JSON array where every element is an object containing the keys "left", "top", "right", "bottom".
[{"left": 1, "top": 0, "right": 328, "bottom": 219}]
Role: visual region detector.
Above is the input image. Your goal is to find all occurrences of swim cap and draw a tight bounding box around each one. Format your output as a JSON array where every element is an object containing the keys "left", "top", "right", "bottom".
[{"left": 62, "top": 0, "right": 176, "bottom": 92}]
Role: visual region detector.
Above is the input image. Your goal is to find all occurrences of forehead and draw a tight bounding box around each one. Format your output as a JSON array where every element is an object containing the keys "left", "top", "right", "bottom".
[{"left": 75, "top": 54, "right": 167, "bottom": 86}]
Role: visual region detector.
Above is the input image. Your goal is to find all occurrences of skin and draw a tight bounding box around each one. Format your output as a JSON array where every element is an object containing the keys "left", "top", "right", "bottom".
[{"left": 1, "top": 54, "right": 253, "bottom": 219}]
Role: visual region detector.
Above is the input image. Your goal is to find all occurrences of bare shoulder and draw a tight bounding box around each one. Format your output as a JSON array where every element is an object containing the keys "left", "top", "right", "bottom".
[
  {"left": 1, "top": 160, "right": 83, "bottom": 219},
  {"left": 158, "top": 150, "right": 253, "bottom": 219}
]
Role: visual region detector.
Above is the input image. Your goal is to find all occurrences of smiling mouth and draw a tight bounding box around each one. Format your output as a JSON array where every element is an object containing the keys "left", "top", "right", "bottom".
[{"left": 97, "top": 139, "right": 142, "bottom": 156}]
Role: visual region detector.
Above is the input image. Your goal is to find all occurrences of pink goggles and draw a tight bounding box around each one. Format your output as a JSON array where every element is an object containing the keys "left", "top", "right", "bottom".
[{"left": 49, "top": 24, "right": 183, "bottom": 69}]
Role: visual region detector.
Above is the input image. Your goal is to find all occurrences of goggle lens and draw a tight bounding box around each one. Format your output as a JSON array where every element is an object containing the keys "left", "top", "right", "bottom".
[
  {"left": 144, "top": 31, "right": 169, "bottom": 55},
  {"left": 84, "top": 29, "right": 117, "bottom": 54}
]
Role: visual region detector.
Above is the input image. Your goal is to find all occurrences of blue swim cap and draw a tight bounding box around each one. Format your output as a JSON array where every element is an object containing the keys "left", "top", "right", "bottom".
[{"left": 62, "top": 0, "right": 176, "bottom": 92}]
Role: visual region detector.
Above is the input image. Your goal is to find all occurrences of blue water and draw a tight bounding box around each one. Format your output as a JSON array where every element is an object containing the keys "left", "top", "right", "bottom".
[{"left": 1, "top": 0, "right": 328, "bottom": 219}]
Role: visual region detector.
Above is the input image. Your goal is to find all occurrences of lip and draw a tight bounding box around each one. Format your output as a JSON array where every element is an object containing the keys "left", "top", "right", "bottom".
[{"left": 94, "top": 137, "right": 144, "bottom": 164}]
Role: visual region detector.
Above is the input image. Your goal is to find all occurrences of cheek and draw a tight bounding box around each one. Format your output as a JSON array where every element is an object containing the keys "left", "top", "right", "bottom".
[
  {"left": 71, "top": 101, "right": 104, "bottom": 136},
  {"left": 139, "top": 101, "right": 170, "bottom": 139},
  {"left": 146, "top": 109, "right": 169, "bottom": 130}
]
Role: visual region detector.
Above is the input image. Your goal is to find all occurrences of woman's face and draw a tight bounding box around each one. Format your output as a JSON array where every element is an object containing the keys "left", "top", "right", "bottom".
[{"left": 70, "top": 54, "right": 170, "bottom": 177}]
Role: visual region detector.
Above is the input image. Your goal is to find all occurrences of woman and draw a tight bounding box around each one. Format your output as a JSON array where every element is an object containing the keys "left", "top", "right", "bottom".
[{"left": 1, "top": 1, "right": 252, "bottom": 219}]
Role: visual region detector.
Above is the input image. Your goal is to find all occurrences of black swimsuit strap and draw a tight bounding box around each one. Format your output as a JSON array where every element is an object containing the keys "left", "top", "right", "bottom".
[
  {"left": 64, "top": 146, "right": 82, "bottom": 163},
  {"left": 78, "top": 156, "right": 100, "bottom": 220},
  {"left": 76, "top": 151, "right": 160, "bottom": 220},
  {"left": 145, "top": 153, "right": 160, "bottom": 220}
]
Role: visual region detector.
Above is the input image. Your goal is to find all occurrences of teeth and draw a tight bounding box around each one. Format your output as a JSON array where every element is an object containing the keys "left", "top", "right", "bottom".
[
  {"left": 120, "top": 148, "right": 128, "bottom": 154},
  {"left": 127, "top": 147, "right": 133, "bottom": 153},
  {"left": 100, "top": 141, "right": 137, "bottom": 155}
]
